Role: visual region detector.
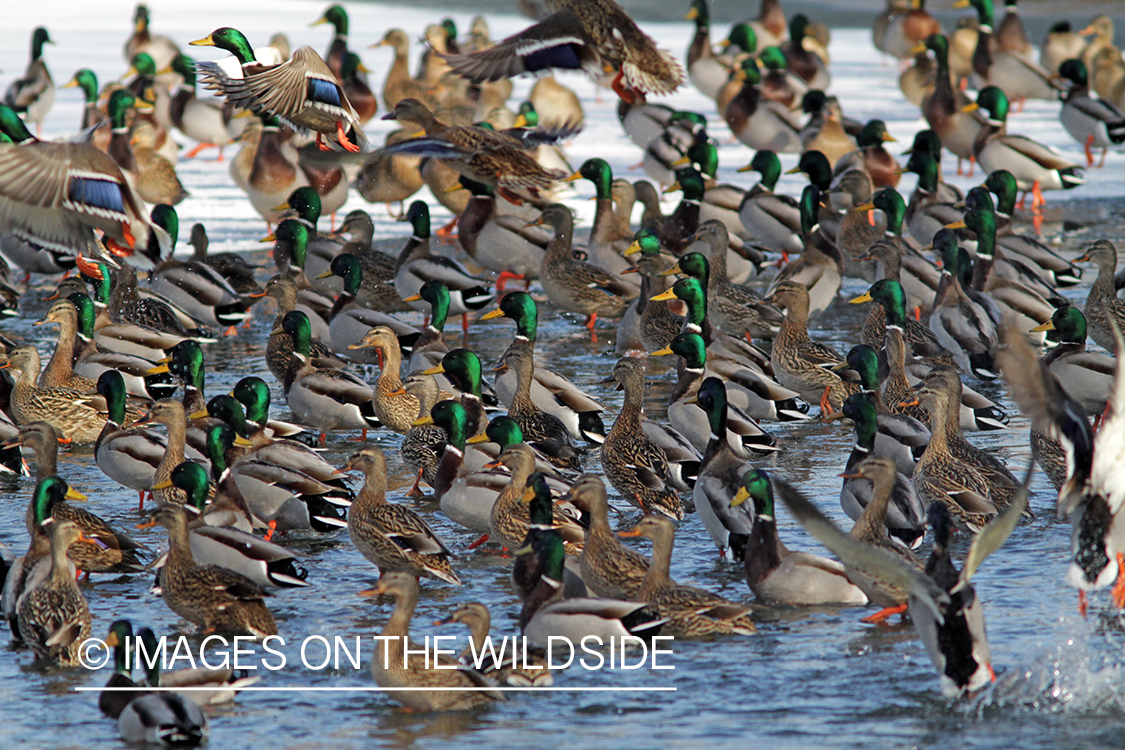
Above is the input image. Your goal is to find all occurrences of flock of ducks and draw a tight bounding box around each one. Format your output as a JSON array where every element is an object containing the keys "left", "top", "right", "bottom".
[{"left": 0, "top": 0, "right": 1125, "bottom": 743}]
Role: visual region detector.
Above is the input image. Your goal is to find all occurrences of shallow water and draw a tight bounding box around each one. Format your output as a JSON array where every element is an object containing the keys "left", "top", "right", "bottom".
[{"left": 5, "top": 2, "right": 1125, "bottom": 748}]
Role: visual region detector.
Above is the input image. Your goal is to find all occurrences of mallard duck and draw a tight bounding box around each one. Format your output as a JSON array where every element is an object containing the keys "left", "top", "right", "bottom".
[
  {"left": 34, "top": 299, "right": 96, "bottom": 393},
  {"left": 64, "top": 292, "right": 175, "bottom": 402},
  {"left": 382, "top": 99, "right": 563, "bottom": 202},
  {"left": 564, "top": 157, "right": 639, "bottom": 281},
  {"left": 116, "top": 628, "right": 221, "bottom": 741},
  {"left": 919, "top": 34, "right": 984, "bottom": 172},
  {"left": 964, "top": 85, "right": 1084, "bottom": 209},
  {"left": 834, "top": 391, "right": 927, "bottom": 547},
  {"left": 317, "top": 257, "right": 418, "bottom": 358},
  {"left": 17, "top": 520, "right": 92, "bottom": 665},
  {"left": 535, "top": 203, "right": 636, "bottom": 332},
  {"left": 99, "top": 620, "right": 147, "bottom": 719},
  {"left": 124, "top": 5, "right": 180, "bottom": 74},
  {"left": 1075, "top": 240, "right": 1125, "bottom": 354},
  {"left": 3, "top": 346, "right": 106, "bottom": 442},
  {"left": 619, "top": 516, "right": 755, "bottom": 637},
  {"left": 734, "top": 149, "right": 802, "bottom": 255},
  {"left": 521, "top": 530, "right": 665, "bottom": 647},
  {"left": 105, "top": 91, "right": 189, "bottom": 207},
  {"left": 600, "top": 357, "right": 683, "bottom": 520},
  {"left": 617, "top": 232, "right": 684, "bottom": 354},
  {"left": 800, "top": 99, "right": 856, "bottom": 170},
  {"left": 878, "top": 0, "right": 941, "bottom": 59},
  {"left": 834, "top": 456, "right": 926, "bottom": 621},
  {"left": 484, "top": 446, "right": 584, "bottom": 553},
  {"left": 456, "top": 178, "right": 549, "bottom": 283},
  {"left": 149, "top": 208, "right": 251, "bottom": 332},
  {"left": 346, "top": 326, "right": 417, "bottom": 433},
  {"left": 1057, "top": 59, "right": 1125, "bottom": 168},
  {"left": 129, "top": 399, "right": 198, "bottom": 507},
  {"left": 161, "top": 54, "right": 230, "bottom": 160},
  {"left": 440, "top": 0, "right": 683, "bottom": 102},
  {"left": 2, "top": 476, "right": 76, "bottom": 640},
  {"left": 849, "top": 277, "right": 948, "bottom": 362},
  {"left": 371, "top": 29, "right": 433, "bottom": 111},
  {"left": 3, "top": 27, "right": 54, "bottom": 135},
  {"left": 354, "top": 129, "right": 424, "bottom": 212},
  {"left": 903, "top": 370, "right": 1016, "bottom": 532},
  {"left": 0, "top": 104, "right": 160, "bottom": 266},
  {"left": 687, "top": 377, "right": 762, "bottom": 559},
  {"left": 652, "top": 332, "right": 804, "bottom": 444},
  {"left": 927, "top": 244, "right": 999, "bottom": 379},
  {"left": 58, "top": 67, "right": 108, "bottom": 150},
  {"left": 664, "top": 227, "right": 780, "bottom": 339},
  {"left": 762, "top": 282, "right": 858, "bottom": 413},
  {"left": 733, "top": 469, "right": 868, "bottom": 605},
  {"left": 310, "top": 4, "right": 351, "bottom": 79},
  {"left": 257, "top": 273, "right": 343, "bottom": 384},
  {"left": 956, "top": 0, "right": 1057, "bottom": 101},
  {"left": 764, "top": 185, "right": 842, "bottom": 319},
  {"left": 1031, "top": 306, "right": 1116, "bottom": 416},
  {"left": 76, "top": 257, "right": 204, "bottom": 339},
  {"left": 150, "top": 461, "right": 308, "bottom": 590},
  {"left": 980, "top": 170, "right": 1082, "bottom": 287},
  {"left": 228, "top": 376, "right": 307, "bottom": 441},
  {"left": 723, "top": 59, "right": 802, "bottom": 153},
  {"left": 685, "top": 0, "right": 733, "bottom": 102},
  {"left": 6, "top": 437, "right": 144, "bottom": 577},
  {"left": 775, "top": 472, "right": 1026, "bottom": 696},
  {"left": 336, "top": 446, "right": 459, "bottom": 585},
  {"left": 498, "top": 346, "right": 581, "bottom": 471},
  {"left": 833, "top": 120, "right": 901, "bottom": 188},
  {"left": 200, "top": 420, "right": 348, "bottom": 533},
  {"left": 280, "top": 311, "right": 374, "bottom": 442},
  {"left": 568, "top": 476, "right": 649, "bottom": 599},
  {"left": 137, "top": 504, "right": 277, "bottom": 637},
  {"left": 392, "top": 200, "right": 493, "bottom": 328},
  {"left": 231, "top": 115, "right": 309, "bottom": 227},
  {"left": 361, "top": 572, "right": 504, "bottom": 711},
  {"left": 192, "top": 27, "right": 367, "bottom": 152},
  {"left": 434, "top": 601, "right": 553, "bottom": 686},
  {"left": 1042, "top": 21, "right": 1087, "bottom": 75},
  {"left": 482, "top": 291, "right": 607, "bottom": 444}
]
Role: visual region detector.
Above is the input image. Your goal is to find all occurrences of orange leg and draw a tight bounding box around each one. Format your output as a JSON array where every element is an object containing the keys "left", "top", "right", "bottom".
[
  {"left": 1111, "top": 553, "right": 1125, "bottom": 608},
  {"left": 819, "top": 386, "right": 833, "bottom": 416},
  {"left": 860, "top": 603, "right": 908, "bottom": 624},
  {"left": 406, "top": 468, "right": 425, "bottom": 497},
  {"left": 496, "top": 271, "right": 524, "bottom": 292},
  {"left": 462, "top": 313, "right": 470, "bottom": 334},
  {"left": 336, "top": 121, "right": 361, "bottom": 153},
  {"left": 967, "top": 155, "right": 975, "bottom": 177},
  {"left": 263, "top": 520, "right": 277, "bottom": 543},
  {"left": 585, "top": 312, "right": 598, "bottom": 331},
  {"left": 184, "top": 143, "right": 217, "bottom": 159},
  {"left": 224, "top": 326, "right": 238, "bottom": 337},
  {"left": 1031, "top": 181, "right": 1045, "bottom": 213},
  {"left": 137, "top": 490, "right": 146, "bottom": 512},
  {"left": 316, "top": 132, "right": 329, "bottom": 151},
  {"left": 319, "top": 431, "right": 327, "bottom": 445},
  {"left": 610, "top": 70, "right": 637, "bottom": 104},
  {"left": 1078, "top": 589, "right": 1089, "bottom": 618},
  {"left": 957, "top": 157, "right": 964, "bottom": 177},
  {"left": 467, "top": 533, "right": 490, "bottom": 550},
  {"left": 1085, "top": 134, "right": 1095, "bottom": 168},
  {"left": 435, "top": 216, "right": 458, "bottom": 237}
]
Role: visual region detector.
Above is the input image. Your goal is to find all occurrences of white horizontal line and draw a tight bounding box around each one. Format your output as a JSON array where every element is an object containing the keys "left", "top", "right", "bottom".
[{"left": 78, "top": 686, "right": 676, "bottom": 692}]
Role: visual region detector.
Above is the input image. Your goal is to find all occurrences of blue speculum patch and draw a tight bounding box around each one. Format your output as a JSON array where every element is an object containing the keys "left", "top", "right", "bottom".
[
  {"left": 307, "top": 78, "right": 342, "bottom": 108},
  {"left": 524, "top": 44, "right": 583, "bottom": 73},
  {"left": 69, "top": 176, "right": 125, "bottom": 215}
]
